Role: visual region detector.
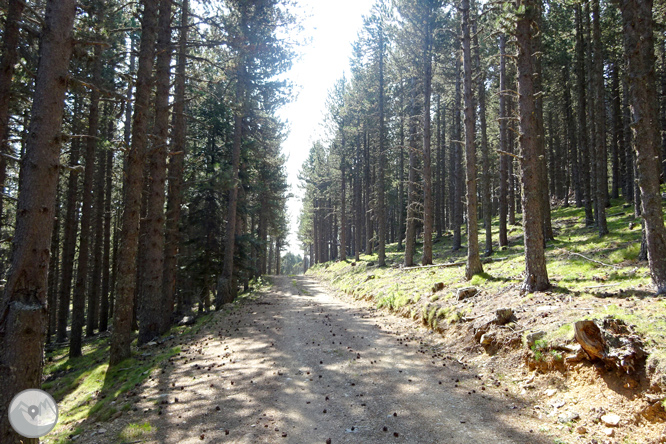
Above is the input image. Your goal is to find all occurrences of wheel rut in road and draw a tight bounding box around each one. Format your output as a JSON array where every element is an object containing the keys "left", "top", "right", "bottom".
[{"left": 129, "top": 275, "right": 551, "bottom": 444}]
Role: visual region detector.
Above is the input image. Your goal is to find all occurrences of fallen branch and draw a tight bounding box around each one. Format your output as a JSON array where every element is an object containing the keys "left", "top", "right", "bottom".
[
  {"left": 567, "top": 251, "right": 619, "bottom": 269},
  {"left": 581, "top": 283, "right": 621, "bottom": 290}
]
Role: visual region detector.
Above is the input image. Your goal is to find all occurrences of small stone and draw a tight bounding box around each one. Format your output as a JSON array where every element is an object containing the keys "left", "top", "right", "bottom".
[
  {"left": 432, "top": 282, "right": 445, "bottom": 293},
  {"left": 603, "top": 427, "right": 615, "bottom": 437},
  {"left": 601, "top": 413, "right": 621, "bottom": 427},
  {"left": 97, "top": 428, "right": 106, "bottom": 434},
  {"left": 545, "top": 389, "right": 557, "bottom": 397},
  {"left": 495, "top": 308, "right": 513, "bottom": 325},
  {"left": 576, "top": 426, "right": 587, "bottom": 434},
  {"left": 480, "top": 332, "right": 495, "bottom": 346},
  {"left": 456, "top": 287, "right": 478, "bottom": 301}
]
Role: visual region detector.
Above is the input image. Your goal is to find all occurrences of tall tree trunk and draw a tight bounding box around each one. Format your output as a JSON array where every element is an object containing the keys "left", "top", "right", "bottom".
[
  {"left": 398, "top": 78, "right": 406, "bottom": 251},
  {"left": 71, "top": 43, "right": 103, "bottom": 358},
  {"left": 139, "top": 0, "right": 172, "bottom": 342},
  {"left": 100, "top": 142, "right": 113, "bottom": 332},
  {"left": 164, "top": 0, "right": 188, "bottom": 328},
  {"left": 462, "top": 0, "right": 483, "bottom": 279},
  {"left": 218, "top": 63, "right": 245, "bottom": 305},
  {"left": 618, "top": 0, "right": 666, "bottom": 293},
  {"left": 0, "top": 0, "right": 25, "bottom": 230},
  {"left": 340, "top": 156, "right": 347, "bottom": 262},
  {"left": 47, "top": 188, "right": 61, "bottom": 343},
  {"left": 592, "top": 0, "right": 608, "bottom": 235},
  {"left": 377, "top": 27, "right": 386, "bottom": 266},
  {"left": 516, "top": 0, "right": 550, "bottom": 293},
  {"left": 564, "top": 67, "right": 580, "bottom": 208},
  {"left": 474, "top": 20, "right": 492, "bottom": 256},
  {"left": 452, "top": 57, "right": 463, "bottom": 251},
  {"left": 421, "top": 6, "right": 434, "bottom": 266},
  {"left": 87, "top": 139, "right": 106, "bottom": 336},
  {"left": 533, "top": 2, "right": 553, "bottom": 242},
  {"left": 611, "top": 62, "right": 623, "bottom": 200},
  {"left": 0, "top": 1, "right": 77, "bottom": 440},
  {"left": 499, "top": 34, "right": 509, "bottom": 248},
  {"left": 576, "top": 4, "right": 594, "bottom": 226},
  {"left": 56, "top": 97, "right": 82, "bottom": 343},
  {"left": 404, "top": 85, "right": 418, "bottom": 267},
  {"left": 364, "top": 128, "right": 372, "bottom": 255},
  {"left": 110, "top": 0, "right": 159, "bottom": 366}
]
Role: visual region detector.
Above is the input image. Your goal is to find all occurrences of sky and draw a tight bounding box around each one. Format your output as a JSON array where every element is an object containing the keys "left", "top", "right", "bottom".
[{"left": 279, "top": 0, "right": 375, "bottom": 255}]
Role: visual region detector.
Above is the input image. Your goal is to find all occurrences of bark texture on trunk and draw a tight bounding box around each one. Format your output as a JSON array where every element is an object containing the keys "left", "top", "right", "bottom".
[
  {"left": 0, "top": 0, "right": 25, "bottom": 229},
  {"left": 110, "top": 0, "right": 159, "bottom": 366},
  {"left": 164, "top": 0, "right": 188, "bottom": 318},
  {"left": 0, "top": 0, "right": 77, "bottom": 440},
  {"left": 498, "top": 35, "right": 509, "bottom": 248},
  {"left": 139, "top": 0, "right": 172, "bottom": 342},
  {"left": 619, "top": 0, "right": 666, "bottom": 294},
  {"left": 71, "top": 43, "right": 103, "bottom": 358},
  {"left": 421, "top": 8, "right": 434, "bottom": 266},
  {"left": 516, "top": 0, "right": 550, "bottom": 293},
  {"left": 462, "top": 0, "right": 483, "bottom": 279}
]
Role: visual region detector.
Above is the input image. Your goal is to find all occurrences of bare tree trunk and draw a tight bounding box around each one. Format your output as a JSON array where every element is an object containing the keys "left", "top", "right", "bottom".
[
  {"left": 618, "top": 0, "right": 666, "bottom": 293},
  {"left": 452, "top": 57, "right": 463, "bottom": 251},
  {"left": 87, "top": 138, "right": 106, "bottom": 336},
  {"left": 56, "top": 97, "right": 82, "bottom": 342},
  {"left": 611, "top": 62, "right": 622, "bottom": 200},
  {"left": 398, "top": 78, "right": 406, "bottom": 251},
  {"left": 139, "top": 0, "right": 172, "bottom": 342},
  {"left": 0, "top": 0, "right": 25, "bottom": 230},
  {"left": 71, "top": 43, "right": 103, "bottom": 357},
  {"left": 0, "top": 1, "right": 77, "bottom": 440},
  {"left": 592, "top": 0, "right": 608, "bottom": 235},
  {"left": 563, "top": 66, "right": 580, "bottom": 207},
  {"left": 404, "top": 85, "right": 418, "bottom": 267},
  {"left": 364, "top": 128, "right": 372, "bottom": 256},
  {"left": 576, "top": 4, "right": 594, "bottom": 226},
  {"left": 421, "top": 6, "right": 434, "bottom": 266},
  {"left": 218, "top": 63, "right": 245, "bottom": 306},
  {"left": 47, "top": 188, "right": 61, "bottom": 343},
  {"left": 377, "top": 27, "right": 386, "bottom": 266},
  {"left": 474, "top": 16, "right": 492, "bottom": 256},
  {"left": 110, "top": 0, "right": 159, "bottom": 366},
  {"left": 462, "top": 0, "right": 483, "bottom": 279},
  {"left": 164, "top": 0, "right": 188, "bottom": 328},
  {"left": 340, "top": 157, "right": 347, "bottom": 262},
  {"left": 100, "top": 142, "right": 113, "bottom": 332},
  {"left": 499, "top": 34, "right": 509, "bottom": 248},
  {"left": 516, "top": 0, "right": 550, "bottom": 293}
]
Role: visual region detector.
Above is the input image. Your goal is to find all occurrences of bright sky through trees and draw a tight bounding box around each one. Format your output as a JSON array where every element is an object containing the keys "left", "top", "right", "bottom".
[{"left": 280, "top": 0, "right": 374, "bottom": 254}]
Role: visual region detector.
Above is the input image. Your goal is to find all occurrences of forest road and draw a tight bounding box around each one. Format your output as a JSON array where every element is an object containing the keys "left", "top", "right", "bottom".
[{"left": 133, "top": 275, "right": 551, "bottom": 444}]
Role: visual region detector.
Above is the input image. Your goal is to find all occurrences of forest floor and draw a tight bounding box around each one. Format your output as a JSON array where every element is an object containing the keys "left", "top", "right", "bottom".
[
  {"left": 304, "top": 201, "right": 666, "bottom": 444},
  {"left": 44, "top": 275, "right": 562, "bottom": 444}
]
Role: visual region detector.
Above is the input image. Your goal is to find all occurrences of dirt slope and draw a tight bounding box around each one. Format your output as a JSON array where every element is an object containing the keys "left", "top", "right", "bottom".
[{"left": 84, "top": 275, "right": 555, "bottom": 444}]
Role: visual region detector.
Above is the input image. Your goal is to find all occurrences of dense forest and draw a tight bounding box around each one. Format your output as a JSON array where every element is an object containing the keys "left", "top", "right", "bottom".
[
  {"left": 298, "top": 0, "right": 666, "bottom": 294},
  {"left": 1, "top": 0, "right": 666, "bottom": 441},
  {"left": 0, "top": 0, "right": 297, "bottom": 440}
]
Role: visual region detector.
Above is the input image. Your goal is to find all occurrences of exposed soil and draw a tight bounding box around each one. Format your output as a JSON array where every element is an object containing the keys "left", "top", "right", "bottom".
[{"left": 79, "top": 275, "right": 558, "bottom": 444}]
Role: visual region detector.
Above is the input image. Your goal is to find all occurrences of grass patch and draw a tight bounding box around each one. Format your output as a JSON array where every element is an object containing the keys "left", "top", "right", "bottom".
[{"left": 118, "top": 421, "right": 154, "bottom": 443}]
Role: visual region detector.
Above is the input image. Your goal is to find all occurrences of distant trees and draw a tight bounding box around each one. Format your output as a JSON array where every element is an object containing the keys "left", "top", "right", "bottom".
[{"left": 298, "top": 0, "right": 666, "bottom": 296}]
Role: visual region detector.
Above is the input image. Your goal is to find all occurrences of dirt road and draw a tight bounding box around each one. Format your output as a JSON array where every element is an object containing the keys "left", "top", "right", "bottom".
[{"left": 109, "top": 276, "right": 552, "bottom": 443}]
